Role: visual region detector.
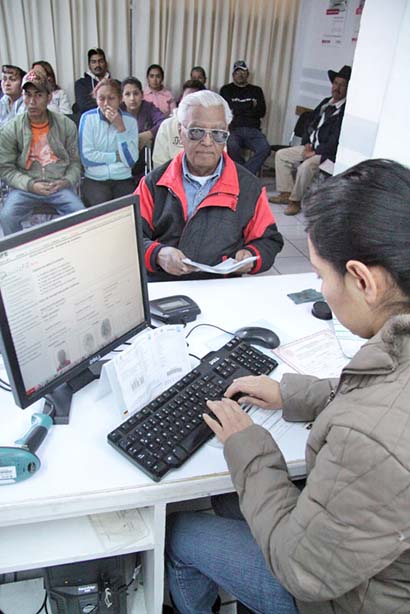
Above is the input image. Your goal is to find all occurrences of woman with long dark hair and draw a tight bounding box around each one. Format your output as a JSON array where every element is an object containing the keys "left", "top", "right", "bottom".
[{"left": 166, "top": 159, "right": 410, "bottom": 614}]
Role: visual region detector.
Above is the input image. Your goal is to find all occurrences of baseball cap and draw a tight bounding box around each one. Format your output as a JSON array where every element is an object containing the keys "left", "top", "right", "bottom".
[
  {"left": 233, "top": 60, "right": 248, "bottom": 72},
  {"left": 22, "top": 69, "right": 52, "bottom": 94}
]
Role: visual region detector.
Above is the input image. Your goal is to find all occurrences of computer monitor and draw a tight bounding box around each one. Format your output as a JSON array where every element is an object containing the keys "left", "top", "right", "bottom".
[{"left": 0, "top": 195, "right": 150, "bottom": 423}]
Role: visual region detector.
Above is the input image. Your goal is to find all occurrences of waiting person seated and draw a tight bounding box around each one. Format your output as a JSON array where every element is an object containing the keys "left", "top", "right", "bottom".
[
  {"left": 270, "top": 65, "right": 351, "bottom": 215},
  {"left": 166, "top": 158, "right": 410, "bottom": 614},
  {"left": 190, "top": 66, "right": 207, "bottom": 85},
  {"left": 0, "top": 64, "right": 26, "bottom": 126},
  {"left": 121, "top": 77, "right": 166, "bottom": 185},
  {"left": 152, "top": 79, "right": 206, "bottom": 168},
  {"left": 79, "top": 78, "right": 139, "bottom": 206},
  {"left": 220, "top": 60, "right": 271, "bottom": 176},
  {"left": 74, "top": 47, "right": 112, "bottom": 119},
  {"left": 143, "top": 64, "right": 176, "bottom": 117},
  {"left": 137, "top": 90, "right": 283, "bottom": 282},
  {"left": 0, "top": 69, "right": 84, "bottom": 236},
  {"left": 31, "top": 60, "right": 71, "bottom": 115}
]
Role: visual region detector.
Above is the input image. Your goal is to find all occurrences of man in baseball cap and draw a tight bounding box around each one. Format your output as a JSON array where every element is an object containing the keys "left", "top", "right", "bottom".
[
  {"left": 220, "top": 60, "right": 271, "bottom": 176},
  {"left": 0, "top": 69, "right": 85, "bottom": 235},
  {"left": 22, "top": 68, "right": 52, "bottom": 95}
]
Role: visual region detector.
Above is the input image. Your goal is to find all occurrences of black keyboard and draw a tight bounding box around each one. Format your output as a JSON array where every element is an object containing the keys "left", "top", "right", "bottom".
[{"left": 107, "top": 337, "right": 278, "bottom": 481}]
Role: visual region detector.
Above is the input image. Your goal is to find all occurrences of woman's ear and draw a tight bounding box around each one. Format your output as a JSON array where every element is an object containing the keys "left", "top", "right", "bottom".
[{"left": 345, "top": 260, "right": 381, "bottom": 305}]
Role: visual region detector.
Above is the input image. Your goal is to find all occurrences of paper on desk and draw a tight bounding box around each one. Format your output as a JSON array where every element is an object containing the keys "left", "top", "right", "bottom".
[
  {"left": 274, "top": 329, "right": 350, "bottom": 379},
  {"left": 97, "top": 325, "right": 191, "bottom": 417},
  {"left": 89, "top": 509, "right": 149, "bottom": 551},
  {"left": 182, "top": 256, "right": 258, "bottom": 274}
]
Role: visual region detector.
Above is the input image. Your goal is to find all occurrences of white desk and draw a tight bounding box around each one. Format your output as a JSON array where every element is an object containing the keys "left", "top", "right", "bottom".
[{"left": 0, "top": 273, "right": 326, "bottom": 613}]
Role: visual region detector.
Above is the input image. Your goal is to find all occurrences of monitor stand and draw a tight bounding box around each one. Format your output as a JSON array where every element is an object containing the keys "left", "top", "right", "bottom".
[{"left": 43, "top": 364, "right": 106, "bottom": 425}]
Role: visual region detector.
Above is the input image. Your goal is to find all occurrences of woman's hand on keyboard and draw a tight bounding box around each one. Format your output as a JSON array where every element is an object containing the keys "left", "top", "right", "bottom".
[
  {"left": 224, "top": 375, "right": 282, "bottom": 410},
  {"left": 204, "top": 399, "right": 253, "bottom": 444}
]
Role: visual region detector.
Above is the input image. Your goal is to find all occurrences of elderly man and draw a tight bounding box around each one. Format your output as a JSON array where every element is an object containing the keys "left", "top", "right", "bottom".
[
  {"left": 0, "top": 69, "right": 84, "bottom": 235},
  {"left": 152, "top": 79, "right": 206, "bottom": 168},
  {"left": 137, "top": 90, "right": 283, "bottom": 281},
  {"left": 270, "top": 65, "right": 351, "bottom": 215},
  {"left": 220, "top": 61, "right": 271, "bottom": 176},
  {"left": 0, "top": 64, "right": 26, "bottom": 126}
]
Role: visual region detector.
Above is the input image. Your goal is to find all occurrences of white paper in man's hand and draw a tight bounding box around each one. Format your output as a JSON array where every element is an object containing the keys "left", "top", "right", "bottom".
[{"left": 182, "top": 256, "right": 258, "bottom": 274}]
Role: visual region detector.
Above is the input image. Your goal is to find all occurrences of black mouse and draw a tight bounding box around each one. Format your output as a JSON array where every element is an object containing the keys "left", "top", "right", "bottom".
[
  {"left": 234, "top": 326, "right": 280, "bottom": 349},
  {"left": 311, "top": 300, "right": 333, "bottom": 320}
]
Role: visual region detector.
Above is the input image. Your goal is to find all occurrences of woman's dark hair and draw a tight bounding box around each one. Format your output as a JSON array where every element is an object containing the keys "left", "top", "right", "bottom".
[
  {"left": 182, "top": 79, "right": 206, "bottom": 93},
  {"left": 146, "top": 64, "right": 164, "bottom": 79},
  {"left": 32, "top": 60, "right": 59, "bottom": 90},
  {"left": 121, "top": 77, "right": 143, "bottom": 93},
  {"left": 92, "top": 78, "right": 121, "bottom": 98},
  {"left": 190, "top": 66, "right": 206, "bottom": 81},
  {"left": 2, "top": 64, "right": 26, "bottom": 81},
  {"left": 303, "top": 158, "right": 410, "bottom": 297}
]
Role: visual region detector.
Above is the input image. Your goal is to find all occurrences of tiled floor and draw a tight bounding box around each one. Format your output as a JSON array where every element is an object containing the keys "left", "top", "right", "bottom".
[{"left": 260, "top": 176, "right": 313, "bottom": 277}]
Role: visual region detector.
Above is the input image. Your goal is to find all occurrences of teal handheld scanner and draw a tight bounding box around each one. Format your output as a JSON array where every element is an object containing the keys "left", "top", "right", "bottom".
[{"left": 0, "top": 413, "right": 53, "bottom": 485}]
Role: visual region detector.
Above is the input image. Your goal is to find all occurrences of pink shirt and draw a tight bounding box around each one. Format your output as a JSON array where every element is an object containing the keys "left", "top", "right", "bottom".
[{"left": 143, "top": 86, "right": 176, "bottom": 117}]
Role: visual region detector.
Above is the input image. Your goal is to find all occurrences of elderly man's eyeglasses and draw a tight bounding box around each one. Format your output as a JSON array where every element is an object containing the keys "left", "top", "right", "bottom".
[{"left": 185, "top": 127, "right": 229, "bottom": 144}]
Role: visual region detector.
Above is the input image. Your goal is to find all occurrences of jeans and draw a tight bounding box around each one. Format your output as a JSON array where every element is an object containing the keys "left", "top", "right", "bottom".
[
  {"left": 227, "top": 127, "right": 271, "bottom": 175},
  {"left": 166, "top": 499, "right": 299, "bottom": 614},
  {"left": 0, "top": 188, "right": 85, "bottom": 235},
  {"left": 82, "top": 177, "right": 135, "bottom": 207}
]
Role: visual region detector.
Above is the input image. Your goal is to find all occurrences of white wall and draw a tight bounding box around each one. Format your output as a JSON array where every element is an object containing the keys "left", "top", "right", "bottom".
[
  {"left": 286, "top": 0, "right": 410, "bottom": 171},
  {"left": 283, "top": 0, "right": 361, "bottom": 142},
  {"left": 336, "top": 0, "right": 410, "bottom": 172}
]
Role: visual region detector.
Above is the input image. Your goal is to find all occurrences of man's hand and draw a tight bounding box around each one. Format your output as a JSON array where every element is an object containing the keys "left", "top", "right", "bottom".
[
  {"left": 31, "top": 181, "right": 54, "bottom": 196},
  {"left": 303, "top": 143, "right": 316, "bottom": 159},
  {"left": 156, "top": 246, "right": 197, "bottom": 276},
  {"left": 204, "top": 398, "right": 253, "bottom": 444},
  {"left": 234, "top": 249, "right": 254, "bottom": 274},
  {"left": 139, "top": 131, "right": 153, "bottom": 150},
  {"left": 48, "top": 179, "right": 69, "bottom": 193},
  {"left": 224, "top": 375, "right": 283, "bottom": 410}
]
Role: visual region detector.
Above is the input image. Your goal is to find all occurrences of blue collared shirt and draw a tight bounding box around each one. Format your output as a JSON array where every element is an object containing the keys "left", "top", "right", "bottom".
[
  {"left": 0, "top": 95, "right": 24, "bottom": 126},
  {"left": 182, "top": 154, "right": 224, "bottom": 219}
]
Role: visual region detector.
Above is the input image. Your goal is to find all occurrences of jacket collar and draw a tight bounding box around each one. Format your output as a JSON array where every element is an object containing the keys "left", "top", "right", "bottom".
[
  {"left": 157, "top": 150, "right": 239, "bottom": 203},
  {"left": 343, "top": 314, "right": 410, "bottom": 375}
]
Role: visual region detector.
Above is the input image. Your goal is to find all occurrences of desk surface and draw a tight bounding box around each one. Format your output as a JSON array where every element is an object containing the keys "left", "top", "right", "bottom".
[{"left": 0, "top": 273, "right": 325, "bottom": 528}]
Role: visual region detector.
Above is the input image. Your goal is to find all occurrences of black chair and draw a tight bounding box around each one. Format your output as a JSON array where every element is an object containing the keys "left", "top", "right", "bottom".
[{"left": 270, "top": 109, "right": 314, "bottom": 153}]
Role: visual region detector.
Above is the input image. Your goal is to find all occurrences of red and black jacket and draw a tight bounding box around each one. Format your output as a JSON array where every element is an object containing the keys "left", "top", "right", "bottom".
[{"left": 136, "top": 151, "right": 283, "bottom": 280}]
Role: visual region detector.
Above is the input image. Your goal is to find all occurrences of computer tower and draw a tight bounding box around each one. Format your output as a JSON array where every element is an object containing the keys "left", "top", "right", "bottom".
[{"left": 43, "top": 555, "right": 131, "bottom": 614}]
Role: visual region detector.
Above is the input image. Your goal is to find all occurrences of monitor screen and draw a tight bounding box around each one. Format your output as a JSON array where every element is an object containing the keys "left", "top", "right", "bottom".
[{"left": 0, "top": 195, "right": 150, "bottom": 420}]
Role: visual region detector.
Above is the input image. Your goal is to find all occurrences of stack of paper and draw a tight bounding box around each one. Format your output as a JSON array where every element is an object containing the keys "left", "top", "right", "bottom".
[{"left": 182, "top": 256, "right": 258, "bottom": 274}]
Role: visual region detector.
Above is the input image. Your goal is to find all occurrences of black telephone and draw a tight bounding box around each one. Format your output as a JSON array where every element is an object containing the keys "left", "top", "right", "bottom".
[{"left": 149, "top": 295, "right": 201, "bottom": 324}]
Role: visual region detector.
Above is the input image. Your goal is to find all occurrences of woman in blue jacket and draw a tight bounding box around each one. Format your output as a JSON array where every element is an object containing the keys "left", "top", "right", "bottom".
[{"left": 79, "top": 78, "right": 139, "bottom": 206}]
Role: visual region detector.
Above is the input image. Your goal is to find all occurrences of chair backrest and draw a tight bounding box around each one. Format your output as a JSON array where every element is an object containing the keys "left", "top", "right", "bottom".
[{"left": 293, "top": 110, "right": 314, "bottom": 138}]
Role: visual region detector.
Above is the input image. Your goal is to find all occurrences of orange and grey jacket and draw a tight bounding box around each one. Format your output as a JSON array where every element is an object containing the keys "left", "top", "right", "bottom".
[{"left": 137, "top": 151, "right": 283, "bottom": 280}]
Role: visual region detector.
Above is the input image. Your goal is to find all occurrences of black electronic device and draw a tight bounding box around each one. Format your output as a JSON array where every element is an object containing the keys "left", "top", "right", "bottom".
[
  {"left": 0, "top": 195, "right": 150, "bottom": 424},
  {"left": 44, "top": 555, "right": 130, "bottom": 614},
  {"left": 311, "top": 300, "right": 333, "bottom": 320},
  {"left": 234, "top": 326, "right": 280, "bottom": 349},
  {"left": 108, "top": 336, "right": 278, "bottom": 481},
  {"left": 149, "top": 294, "right": 201, "bottom": 324}
]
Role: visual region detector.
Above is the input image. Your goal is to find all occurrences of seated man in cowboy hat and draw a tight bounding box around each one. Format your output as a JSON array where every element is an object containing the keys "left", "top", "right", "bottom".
[{"left": 269, "top": 65, "right": 351, "bottom": 215}]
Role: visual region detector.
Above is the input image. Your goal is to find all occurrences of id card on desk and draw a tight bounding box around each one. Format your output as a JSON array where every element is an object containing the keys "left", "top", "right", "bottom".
[{"left": 98, "top": 325, "right": 191, "bottom": 417}]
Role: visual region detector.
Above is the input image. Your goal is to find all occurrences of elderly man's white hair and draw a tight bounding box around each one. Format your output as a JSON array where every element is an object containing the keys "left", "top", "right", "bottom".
[{"left": 177, "top": 90, "right": 233, "bottom": 126}]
